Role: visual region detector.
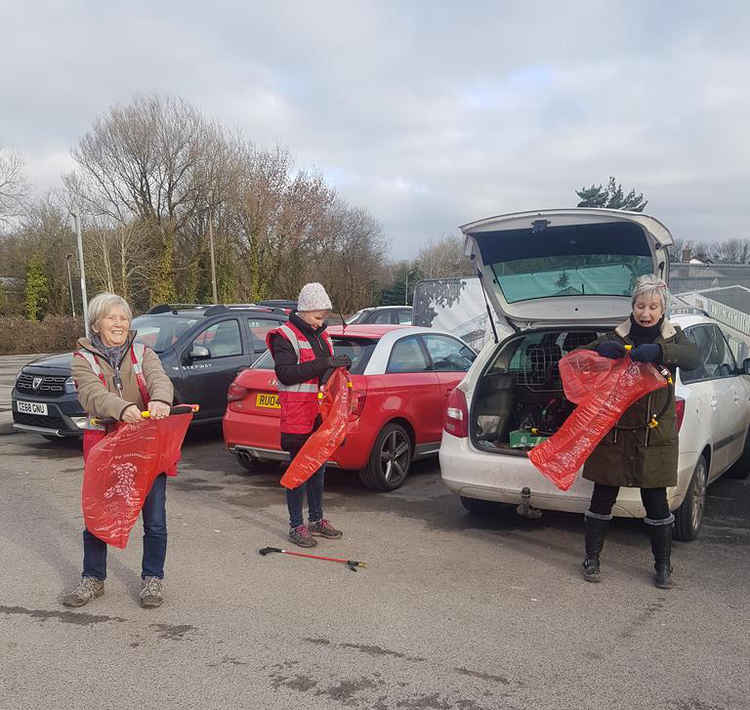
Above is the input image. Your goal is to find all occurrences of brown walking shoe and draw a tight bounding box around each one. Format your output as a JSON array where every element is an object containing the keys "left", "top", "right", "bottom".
[
  {"left": 289, "top": 524, "right": 317, "bottom": 548},
  {"left": 62, "top": 577, "right": 104, "bottom": 607},
  {"left": 140, "top": 576, "right": 164, "bottom": 608},
  {"left": 309, "top": 519, "right": 343, "bottom": 539}
]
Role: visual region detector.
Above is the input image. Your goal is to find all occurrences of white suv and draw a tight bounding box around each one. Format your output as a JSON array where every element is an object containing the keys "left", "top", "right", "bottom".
[{"left": 439, "top": 208, "right": 750, "bottom": 540}]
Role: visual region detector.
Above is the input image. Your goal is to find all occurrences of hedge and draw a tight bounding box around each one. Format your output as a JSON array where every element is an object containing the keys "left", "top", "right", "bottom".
[{"left": 0, "top": 315, "right": 85, "bottom": 355}]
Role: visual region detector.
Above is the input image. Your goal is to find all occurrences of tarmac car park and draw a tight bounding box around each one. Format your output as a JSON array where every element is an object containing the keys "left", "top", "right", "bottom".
[
  {"left": 439, "top": 208, "right": 750, "bottom": 540},
  {"left": 11, "top": 304, "right": 288, "bottom": 438}
]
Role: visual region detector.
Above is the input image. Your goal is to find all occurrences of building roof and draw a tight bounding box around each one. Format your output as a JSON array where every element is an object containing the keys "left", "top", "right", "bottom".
[{"left": 697, "top": 285, "right": 750, "bottom": 314}]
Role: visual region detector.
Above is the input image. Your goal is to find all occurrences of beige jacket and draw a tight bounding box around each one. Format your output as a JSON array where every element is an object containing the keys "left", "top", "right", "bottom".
[{"left": 72, "top": 333, "right": 173, "bottom": 420}]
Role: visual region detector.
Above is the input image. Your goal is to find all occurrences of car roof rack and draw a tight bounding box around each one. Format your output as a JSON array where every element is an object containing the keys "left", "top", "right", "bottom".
[
  {"left": 146, "top": 303, "right": 212, "bottom": 314},
  {"left": 202, "top": 303, "right": 291, "bottom": 317}
]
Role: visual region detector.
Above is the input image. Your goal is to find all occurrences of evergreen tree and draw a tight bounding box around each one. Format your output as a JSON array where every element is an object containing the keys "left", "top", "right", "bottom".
[
  {"left": 24, "top": 255, "right": 49, "bottom": 321},
  {"left": 576, "top": 177, "right": 648, "bottom": 212}
]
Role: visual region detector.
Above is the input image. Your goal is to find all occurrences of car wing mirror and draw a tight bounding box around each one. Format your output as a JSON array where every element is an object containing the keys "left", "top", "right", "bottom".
[{"left": 186, "top": 344, "right": 211, "bottom": 363}]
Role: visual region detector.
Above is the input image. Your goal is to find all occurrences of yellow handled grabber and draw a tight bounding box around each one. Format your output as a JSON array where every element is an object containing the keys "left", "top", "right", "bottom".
[
  {"left": 89, "top": 403, "right": 199, "bottom": 428},
  {"left": 258, "top": 546, "right": 367, "bottom": 572}
]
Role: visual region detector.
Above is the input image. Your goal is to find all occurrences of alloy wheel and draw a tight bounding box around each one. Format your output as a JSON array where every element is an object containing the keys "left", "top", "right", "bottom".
[
  {"left": 380, "top": 429, "right": 411, "bottom": 485},
  {"left": 690, "top": 456, "right": 707, "bottom": 532}
]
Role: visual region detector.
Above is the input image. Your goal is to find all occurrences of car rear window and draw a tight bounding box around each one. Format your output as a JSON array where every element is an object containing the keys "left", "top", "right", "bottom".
[
  {"left": 252, "top": 336, "right": 377, "bottom": 375},
  {"left": 131, "top": 314, "right": 200, "bottom": 352},
  {"left": 479, "top": 223, "right": 654, "bottom": 303}
]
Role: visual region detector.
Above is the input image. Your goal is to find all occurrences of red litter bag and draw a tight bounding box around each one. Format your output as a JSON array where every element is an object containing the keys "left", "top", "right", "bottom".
[
  {"left": 281, "top": 368, "right": 353, "bottom": 490},
  {"left": 528, "top": 351, "right": 667, "bottom": 491},
  {"left": 82, "top": 413, "right": 193, "bottom": 548}
]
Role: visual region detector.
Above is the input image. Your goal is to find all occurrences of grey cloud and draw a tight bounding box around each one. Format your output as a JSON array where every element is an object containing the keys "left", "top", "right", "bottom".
[{"left": 1, "top": 1, "right": 749, "bottom": 257}]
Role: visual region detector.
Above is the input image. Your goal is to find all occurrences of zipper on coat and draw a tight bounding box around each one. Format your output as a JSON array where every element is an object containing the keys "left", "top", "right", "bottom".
[{"left": 644, "top": 393, "right": 652, "bottom": 447}]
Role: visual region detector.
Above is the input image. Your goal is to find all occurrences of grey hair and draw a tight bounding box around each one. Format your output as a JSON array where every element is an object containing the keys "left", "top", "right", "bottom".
[
  {"left": 631, "top": 274, "right": 670, "bottom": 311},
  {"left": 87, "top": 292, "right": 133, "bottom": 332}
]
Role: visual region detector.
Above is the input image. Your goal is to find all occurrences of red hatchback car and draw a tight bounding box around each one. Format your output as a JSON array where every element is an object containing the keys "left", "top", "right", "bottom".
[{"left": 222, "top": 324, "right": 476, "bottom": 490}]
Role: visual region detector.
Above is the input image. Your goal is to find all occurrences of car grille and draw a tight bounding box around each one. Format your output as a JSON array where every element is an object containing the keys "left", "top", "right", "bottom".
[
  {"left": 13, "top": 411, "right": 67, "bottom": 430},
  {"left": 15, "top": 374, "right": 67, "bottom": 396}
]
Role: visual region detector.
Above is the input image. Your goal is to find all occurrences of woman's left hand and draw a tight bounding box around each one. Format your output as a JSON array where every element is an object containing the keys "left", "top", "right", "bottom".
[
  {"left": 631, "top": 344, "right": 662, "bottom": 363},
  {"left": 148, "top": 401, "right": 171, "bottom": 420}
]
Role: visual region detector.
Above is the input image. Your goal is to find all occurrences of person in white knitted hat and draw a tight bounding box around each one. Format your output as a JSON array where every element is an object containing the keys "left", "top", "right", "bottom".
[{"left": 266, "top": 282, "right": 351, "bottom": 547}]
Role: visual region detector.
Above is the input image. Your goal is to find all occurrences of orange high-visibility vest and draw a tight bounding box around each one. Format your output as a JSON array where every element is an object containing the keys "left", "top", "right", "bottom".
[{"left": 266, "top": 322, "right": 333, "bottom": 434}]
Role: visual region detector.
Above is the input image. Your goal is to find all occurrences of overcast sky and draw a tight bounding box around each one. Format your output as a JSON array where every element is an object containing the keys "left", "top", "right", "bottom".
[{"left": 2, "top": 1, "right": 749, "bottom": 259}]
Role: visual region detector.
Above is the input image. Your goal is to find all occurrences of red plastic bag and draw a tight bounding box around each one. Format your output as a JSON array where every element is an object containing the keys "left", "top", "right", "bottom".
[
  {"left": 528, "top": 351, "right": 667, "bottom": 491},
  {"left": 82, "top": 413, "right": 193, "bottom": 548},
  {"left": 280, "top": 368, "right": 353, "bottom": 490}
]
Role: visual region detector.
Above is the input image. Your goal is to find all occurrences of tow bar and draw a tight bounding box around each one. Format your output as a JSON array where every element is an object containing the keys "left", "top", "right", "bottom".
[{"left": 516, "top": 487, "right": 542, "bottom": 519}]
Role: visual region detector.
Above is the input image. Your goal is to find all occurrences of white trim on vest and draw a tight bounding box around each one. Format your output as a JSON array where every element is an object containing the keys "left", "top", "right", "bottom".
[{"left": 276, "top": 326, "right": 321, "bottom": 394}]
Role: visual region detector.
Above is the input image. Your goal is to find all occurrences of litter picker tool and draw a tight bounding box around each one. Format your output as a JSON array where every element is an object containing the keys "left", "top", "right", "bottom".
[
  {"left": 258, "top": 546, "right": 367, "bottom": 572},
  {"left": 89, "top": 403, "right": 199, "bottom": 427}
]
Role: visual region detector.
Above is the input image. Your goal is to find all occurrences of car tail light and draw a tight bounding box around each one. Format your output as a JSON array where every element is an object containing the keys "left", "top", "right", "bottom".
[
  {"left": 227, "top": 383, "right": 249, "bottom": 403},
  {"left": 444, "top": 388, "right": 469, "bottom": 438},
  {"left": 675, "top": 397, "right": 685, "bottom": 433}
]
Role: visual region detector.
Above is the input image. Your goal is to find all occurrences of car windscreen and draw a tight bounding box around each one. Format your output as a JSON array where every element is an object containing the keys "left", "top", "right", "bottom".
[
  {"left": 131, "top": 314, "right": 200, "bottom": 352},
  {"left": 251, "top": 336, "right": 377, "bottom": 375},
  {"left": 479, "top": 223, "right": 653, "bottom": 303},
  {"left": 345, "top": 309, "right": 371, "bottom": 324}
]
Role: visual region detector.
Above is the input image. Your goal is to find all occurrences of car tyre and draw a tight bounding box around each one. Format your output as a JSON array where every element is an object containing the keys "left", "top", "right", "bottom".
[
  {"left": 674, "top": 453, "right": 708, "bottom": 541},
  {"left": 725, "top": 428, "right": 750, "bottom": 479},
  {"left": 358, "top": 422, "right": 412, "bottom": 491}
]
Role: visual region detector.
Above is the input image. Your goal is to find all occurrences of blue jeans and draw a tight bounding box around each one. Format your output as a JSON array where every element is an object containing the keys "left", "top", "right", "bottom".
[
  {"left": 82, "top": 473, "right": 168, "bottom": 580},
  {"left": 286, "top": 465, "right": 326, "bottom": 528}
]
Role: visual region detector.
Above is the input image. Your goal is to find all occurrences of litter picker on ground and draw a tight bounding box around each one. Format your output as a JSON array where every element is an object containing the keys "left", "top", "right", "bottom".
[{"left": 258, "top": 546, "right": 367, "bottom": 572}]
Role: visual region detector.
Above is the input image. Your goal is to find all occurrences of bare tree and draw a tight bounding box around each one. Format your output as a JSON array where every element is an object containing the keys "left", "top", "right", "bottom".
[
  {"left": 417, "top": 235, "right": 474, "bottom": 278},
  {"left": 66, "top": 95, "right": 226, "bottom": 303},
  {"left": 0, "top": 147, "right": 29, "bottom": 229}
]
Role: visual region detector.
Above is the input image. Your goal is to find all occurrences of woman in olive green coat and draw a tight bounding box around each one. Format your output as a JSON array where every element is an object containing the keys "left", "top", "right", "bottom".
[{"left": 581, "top": 275, "right": 700, "bottom": 589}]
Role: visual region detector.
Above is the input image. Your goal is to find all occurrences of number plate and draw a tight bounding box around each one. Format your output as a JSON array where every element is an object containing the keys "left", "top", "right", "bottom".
[
  {"left": 16, "top": 400, "right": 48, "bottom": 416},
  {"left": 256, "top": 393, "right": 280, "bottom": 409}
]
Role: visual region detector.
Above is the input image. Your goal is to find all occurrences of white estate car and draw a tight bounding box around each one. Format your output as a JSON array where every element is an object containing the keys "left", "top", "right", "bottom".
[{"left": 439, "top": 208, "right": 750, "bottom": 541}]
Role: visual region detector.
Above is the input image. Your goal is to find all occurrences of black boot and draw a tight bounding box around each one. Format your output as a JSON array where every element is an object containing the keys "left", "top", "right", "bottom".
[
  {"left": 649, "top": 520, "right": 674, "bottom": 589},
  {"left": 582, "top": 514, "right": 610, "bottom": 583}
]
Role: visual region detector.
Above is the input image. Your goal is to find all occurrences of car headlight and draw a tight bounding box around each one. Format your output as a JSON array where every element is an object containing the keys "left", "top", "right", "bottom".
[{"left": 64, "top": 376, "right": 77, "bottom": 393}]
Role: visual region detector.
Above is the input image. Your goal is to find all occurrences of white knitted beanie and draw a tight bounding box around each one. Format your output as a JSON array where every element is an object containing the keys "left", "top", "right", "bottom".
[{"left": 297, "top": 282, "right": 333, "bottom": 312}]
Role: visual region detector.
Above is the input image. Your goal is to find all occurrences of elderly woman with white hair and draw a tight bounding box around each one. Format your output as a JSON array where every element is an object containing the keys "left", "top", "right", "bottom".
[
  {"left": 63, "top": 292, "right": 173, "bottom": 609},
  {"left": 580, "top": 275, "right": 700, "bottom": 589}
]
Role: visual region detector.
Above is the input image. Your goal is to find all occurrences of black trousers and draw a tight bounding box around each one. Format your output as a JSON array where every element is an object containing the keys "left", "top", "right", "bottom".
[{"left": 589, "top": 483, "right": 670, "bottom": 520}]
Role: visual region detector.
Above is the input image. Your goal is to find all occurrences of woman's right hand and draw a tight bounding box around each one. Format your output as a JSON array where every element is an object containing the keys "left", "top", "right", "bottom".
[
  {"left": 121, "top": 405, "right": 143, "bottom": 424},
  {"left": 596, "top": 341, "right": 627, "bottom": 359}
]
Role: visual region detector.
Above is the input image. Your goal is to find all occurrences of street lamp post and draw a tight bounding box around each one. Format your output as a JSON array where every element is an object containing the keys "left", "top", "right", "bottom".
[
  {"left": 70, "top": 207, "right": 89, "bottom": 338},
  {"left": 208, "top": 208, "right": 218, "bottom": 304},
  {"left": 65, "top": 254, "right": 75, "bottom": 318}
]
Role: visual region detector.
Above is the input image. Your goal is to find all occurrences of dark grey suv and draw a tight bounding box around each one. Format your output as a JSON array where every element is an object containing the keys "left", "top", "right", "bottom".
[{"left": 11, "top": 304, "right": 287, "bottom": 438}]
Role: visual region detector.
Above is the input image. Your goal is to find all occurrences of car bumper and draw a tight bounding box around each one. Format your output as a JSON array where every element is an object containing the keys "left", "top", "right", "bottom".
[
  {"left": 11, "top": 392, "right": 87, "bottom": 438},
  {"left": 223, "top": 410, "right": 371, "bottom": 470},
  {"left": 439, "top": 432, "right": 695, "bottom": 518}
]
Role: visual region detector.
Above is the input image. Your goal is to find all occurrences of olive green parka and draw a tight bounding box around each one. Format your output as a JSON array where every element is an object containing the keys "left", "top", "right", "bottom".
[{"left": 581, "top": 318, "right": 700, "bottom": 488}]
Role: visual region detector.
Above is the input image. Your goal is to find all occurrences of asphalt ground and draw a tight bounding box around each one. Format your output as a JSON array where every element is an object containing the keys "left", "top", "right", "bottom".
[{"left": 1, "top": 354, "right": 749, "bottom": 710}]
